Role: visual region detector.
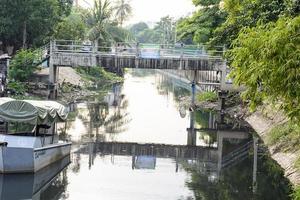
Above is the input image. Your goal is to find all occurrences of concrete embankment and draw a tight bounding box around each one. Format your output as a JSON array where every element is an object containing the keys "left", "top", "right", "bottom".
[
  {"left": 246, "top": 112, "right": 300, "bottom": 186},
  {"left": 158, "top": 69, "right": 300, "bottom": 186}
]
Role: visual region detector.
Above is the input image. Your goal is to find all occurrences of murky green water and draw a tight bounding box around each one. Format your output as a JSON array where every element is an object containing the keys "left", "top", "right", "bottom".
[{"left": 0, "top": 69, "right": 292, "bottom": 200}]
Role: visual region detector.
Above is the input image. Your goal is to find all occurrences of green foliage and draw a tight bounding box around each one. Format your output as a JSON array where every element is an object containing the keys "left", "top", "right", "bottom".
[
  {"left": 84, "top": 0, "right": 132, "bottom": 45},
  {"left": 211, "top": 0, "right": 288, "bottom": 46},
  {"left": 177, "top": 2, "right": 226, "bottom": 44},
  {"left": 114, "top": 0, "right": 132, "bottom": 26},
  {"left": 154, "top": 16, "right": 176, "bottom": 44},
  {"left": 76, "top": 66, "right": 123, "bottom": 83},
  {"left": 228, "top": 16, "right": 300, "bottom": 120},
  {"left": 292, "top": 186, "right": 300, "bottom": 200},
  {"left": 129, "top": 16, "right": 176, "bottom": 44},
  {"left": 9, "top": 49, "right": 40, "bottom": 82},
  {"left": 197, "top": 91, "right": 218, "bottom": 102},
  {"left": 0, "top": 0, "right": 73, "bottom": 51},
  {"left": 129, "top": 22, "right": 149, "bottom": 33},
  {"left": 54, "top": 8, "right": 86, "bottom": 40},
  {"left": 7, "top": 81, "right": 27, "bottom": 95},
  {"left": 192, "top": 0, "right": 221, "bottom": 6}
]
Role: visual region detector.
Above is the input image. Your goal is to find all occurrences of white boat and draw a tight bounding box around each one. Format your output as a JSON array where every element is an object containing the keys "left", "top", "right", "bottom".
[
  {"left": 0, "top": 155, "right": 70, "bottom": 199},
  {"left": 0, "top": 98, "right": 71, "bottom": 173}
]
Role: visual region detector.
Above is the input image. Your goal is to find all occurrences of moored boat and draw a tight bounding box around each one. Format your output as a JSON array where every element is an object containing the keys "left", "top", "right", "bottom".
[{"left": 0, "top": 98, "right": 71, "bottom": 173}]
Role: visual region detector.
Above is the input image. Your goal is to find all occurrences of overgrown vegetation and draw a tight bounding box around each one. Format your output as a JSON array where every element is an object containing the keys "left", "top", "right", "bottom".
[
  {"left": 76, "top": 66, "right": 123, "bottom": 84},
  {"left": 197, "top": 91, "right": 218, "bottom": 103},
  {"left": 9, "top": 49, "right": 40, "bottom": 82},
  {"left": 267, "top": 121, "right": 300, "bottom": 153},
  {"left": 292, "top": 187, "right": 300, "bottom": 200},
  {"left": 0, "top": 0, "right": 72, "bottom": 51},
  {"left": 228, "top": 16, "right": 300, "bottom": 120},
  {"left": 7, "top": 82, "right": 27, "bottom": 95},
  {"left": 7, "top": 49, "right": 42, "bottom": 95}
]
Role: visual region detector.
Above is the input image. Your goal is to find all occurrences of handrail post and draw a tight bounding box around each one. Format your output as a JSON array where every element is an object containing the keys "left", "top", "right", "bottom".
[
  {"left": 222, "top": 44, "right": 226, "bottom": 57},
  {"left": 92, "top": 40, "right": 98, "bottom": 66},
  {"left": 135, "top": 42, "right": 140, "bottom": 58},
  {"left": 135, "top": 42, "right": 139, "bottom": 68},
  {"left": 179, "top": 43, "right": 184, "bottom": 70}
]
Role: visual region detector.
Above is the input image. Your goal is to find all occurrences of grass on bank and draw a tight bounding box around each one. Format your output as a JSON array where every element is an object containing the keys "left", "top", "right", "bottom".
[
  {"left": 266, "top": 121, "right": 300, "bottom": 153},
  {"left": 76, "top": 66, "right": 123, "bottom": 84},
  {"left": 266, "top": 121, "right": 300, "bottom": 193},
  {"left": 293, "top": 187, "right": 300, "bottom": 200},
  {"left": 197, "top": 91, "right": 218, "bottom": 103}
]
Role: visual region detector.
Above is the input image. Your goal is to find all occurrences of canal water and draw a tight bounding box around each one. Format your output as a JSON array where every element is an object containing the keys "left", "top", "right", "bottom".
[{"left": 0, "top": 69, "right": 292, "bottom": 199}]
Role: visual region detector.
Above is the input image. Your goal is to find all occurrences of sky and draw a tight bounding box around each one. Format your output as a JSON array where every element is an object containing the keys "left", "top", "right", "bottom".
[{"left": 77, "top": 0, "right": 196, "bottom": 25}]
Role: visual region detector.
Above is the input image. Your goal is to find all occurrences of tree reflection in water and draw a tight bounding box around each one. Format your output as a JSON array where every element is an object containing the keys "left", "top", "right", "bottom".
[
  {"left": 73, "top": 83, "right": 131, "bottom": 143},
  {"left": 183, "top": 151, "right": 292, "bottom": 200}
]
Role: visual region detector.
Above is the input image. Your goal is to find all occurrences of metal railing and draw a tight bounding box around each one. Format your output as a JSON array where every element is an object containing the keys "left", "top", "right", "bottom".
[{"left": 50, "top": 40, "right": 225, "bottom": 60}]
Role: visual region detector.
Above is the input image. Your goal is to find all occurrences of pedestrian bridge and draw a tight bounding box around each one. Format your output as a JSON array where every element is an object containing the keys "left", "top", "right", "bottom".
[
  {"left": 43, "top": 40, "right": 238, "bottom": 98},
  {"left": 49, "top": 40, "right": 226, "bottom": 71}
]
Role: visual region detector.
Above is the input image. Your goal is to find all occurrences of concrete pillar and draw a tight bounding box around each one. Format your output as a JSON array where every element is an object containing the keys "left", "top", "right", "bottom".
[
  {"left": 179, "top": 43, "right": 184, "bottom": 70},
  {"left": 49, "top": 64, "right": 57, "bottom": 99},
  {"left": 220, "top": 61, "right": 227, "bottom": 91},
  {"left": 48, "top": 41, "right": 58, "bottom": 99},
  {"left": 217, "top": 132, "right": 223, "bottom": 179},
  {"left": 92, "top": 40, "right": 98, "bottom": 66},
  {"left": 135, "top": 42, "right": 139, "bottom": 68},
  {"left": 187, "top": 112, "right": 196, "bottom": 146}
]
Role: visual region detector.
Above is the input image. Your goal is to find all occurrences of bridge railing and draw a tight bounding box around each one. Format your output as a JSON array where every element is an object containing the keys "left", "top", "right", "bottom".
[{"left": 51, "top": 40, "right": 226, "bottom": 59}]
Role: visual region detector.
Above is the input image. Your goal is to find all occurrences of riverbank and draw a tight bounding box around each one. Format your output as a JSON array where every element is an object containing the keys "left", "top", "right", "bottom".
[
  {"left": 8, "top": 66, "right": 123, "bottom": 104},
  {"left": 193, "top": 92, "right": 300, "bottom": 187}
]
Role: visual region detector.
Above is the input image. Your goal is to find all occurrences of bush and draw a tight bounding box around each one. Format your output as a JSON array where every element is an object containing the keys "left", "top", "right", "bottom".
[
  {"left": 7, "top": 81, "right": 27, "bottom": 95},
  {"left": 197, "top": 91, "right": 218, "bottom": 102},
  {"left": 76, "top": 66, "right": 123, "bottom": 83},
  {"left": 9, "top": 49, "right": 39, "bottom": 82}
]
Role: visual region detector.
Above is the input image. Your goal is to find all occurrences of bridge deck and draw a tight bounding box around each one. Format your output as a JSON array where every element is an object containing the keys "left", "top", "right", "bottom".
[{"left": 49, "top": 41, "right": 226, "bottom": 71}]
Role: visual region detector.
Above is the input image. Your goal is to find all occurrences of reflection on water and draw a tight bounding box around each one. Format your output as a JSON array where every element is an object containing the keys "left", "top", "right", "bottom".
[
  {"left": 0, "top": 156, "right": 70, "bottom": 200},
  {"left": 1, "top": 69, "right": 292, "bottom": 200}
]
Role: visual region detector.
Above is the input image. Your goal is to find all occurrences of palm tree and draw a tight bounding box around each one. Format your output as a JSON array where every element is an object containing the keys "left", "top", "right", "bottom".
[
  {"left": 85, "top": 0, "right": 133, "bottom": 46},
  {"left": 85, "top": 0, "right": 113, "bottom": 44},
  {"left": 114, "top": 0, "right": 132, "bottom": 26}
]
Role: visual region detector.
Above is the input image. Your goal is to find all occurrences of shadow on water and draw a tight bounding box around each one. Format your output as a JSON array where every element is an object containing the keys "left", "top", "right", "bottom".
[
  {"left": 2, "top": 69, "right": 292, "bottom": 200},
  {"left": 0, "top": 156, "right": 70, "bottom": 200}
]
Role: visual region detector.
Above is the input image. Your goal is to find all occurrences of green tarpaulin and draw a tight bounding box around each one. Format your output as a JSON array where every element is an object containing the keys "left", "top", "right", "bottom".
[{"left": 0, "top": 98, "right": 68, "bottom": 124}]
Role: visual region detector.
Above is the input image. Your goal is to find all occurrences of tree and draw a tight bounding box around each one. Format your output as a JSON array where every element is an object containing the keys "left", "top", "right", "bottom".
[
  {"left": 228, "top": 16, "right": 300, "bottom": 120},
  {"left": 85, "top": 0, "right": 113, "bottom": 44},
  {"left": 85, "top": 0, "right": 132, "bottom": 45},
  {"left": 129, "top": 22, "right": 149, "bottom": 34},
  {"left": 176, "top": 0, "right": 226, "bottom": 44},
  {"left": 211, "top": 0, "right": 290, "bottom": 46},
  {"left": 154, "top": 16, "right": 176, "bottom": 44},
  {"left": 114, "top": 0, "right": 132, "bottom": 26},
  {"left": 54, "top": 8, "right": 87, "bottom": 40},
  {"left": 0, "top": 0, "right": 73, "bottom": 53}
]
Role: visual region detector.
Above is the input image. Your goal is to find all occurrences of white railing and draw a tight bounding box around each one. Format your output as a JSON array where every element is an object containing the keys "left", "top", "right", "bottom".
[{"left": 50, "top": 40, "right": 225, "bottom": 60}]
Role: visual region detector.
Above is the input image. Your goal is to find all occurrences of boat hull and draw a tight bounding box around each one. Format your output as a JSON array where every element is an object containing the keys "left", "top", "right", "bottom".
[{"left": 0, "top": 143, "right": 71, "bottom": 173}]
